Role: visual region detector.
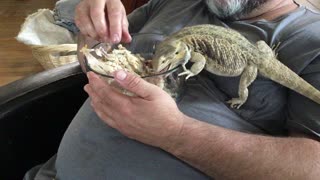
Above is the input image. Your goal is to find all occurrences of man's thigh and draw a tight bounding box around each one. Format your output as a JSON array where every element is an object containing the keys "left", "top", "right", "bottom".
[
  {"left": 55, "top": 76, "right": 262, "bottom": 179},
  {"left": 55, "top": 98, "right": 209, "bottom": 179}
]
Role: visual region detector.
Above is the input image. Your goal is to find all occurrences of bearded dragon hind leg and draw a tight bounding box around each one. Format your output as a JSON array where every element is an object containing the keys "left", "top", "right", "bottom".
[
  {"left": 227, "top": 98, "right": 246, "bottom": 109},
  {"left": 227, "top": 64, "right": 258, "bottom": 109}
]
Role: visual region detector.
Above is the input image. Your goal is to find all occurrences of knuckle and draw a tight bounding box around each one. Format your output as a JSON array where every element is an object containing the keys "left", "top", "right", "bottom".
[
  {"left": 96, "top": 88, "right": 109, "bottom": 100},
  {"left": 75, "top": 16, "right": 86, "bottom": 28},
  {"left": 89, "top": 33, "right": 98, "bottom": 39},
  {"left": 90, "top": 7, "right": 101, "bottom": 17},
  {"left": 126, "top": 76, "right": 141, "bottom": 90},
  {"left": 91, "top": 94, "right": 98, "bottom": 103},
  {"left": 97, "top": 28, "right": 106, "bottom": 37},
  {"left": 93, "top": 87, "right": 103, "bottom": 96},
  {"left": 86, "top": 26, "right": 98, "bottom": 38},
  {"left": 74, "top": 18, "right": 81, "bottom": 27},
  {"left": 108, "top": 9, "right": 122, "bottom": 17},
  {"left": 100, "top": 97, "right": 108, "bottom": 106},
  {"left": 109, "top": 23, "right": 121, "bottom": 31},
  {"left": 121, "top": 104, "right": 132, "bottom": 116},
  {"left": 75, "top": 3, "right": 84, "bottom": 13}
]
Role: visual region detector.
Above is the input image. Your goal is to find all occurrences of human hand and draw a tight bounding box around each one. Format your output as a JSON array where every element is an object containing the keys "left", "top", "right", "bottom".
[
  {"left": 84, "top": 71, "right": 185, "bottom": 149},
  {"left": 75, "top": 0, "right": 131, "bottom": 43}
]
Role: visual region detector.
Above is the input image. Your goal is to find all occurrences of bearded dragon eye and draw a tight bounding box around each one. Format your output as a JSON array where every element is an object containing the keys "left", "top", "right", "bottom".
[{"left": 175, "top": 51, "right": 179, "bottom": 55}]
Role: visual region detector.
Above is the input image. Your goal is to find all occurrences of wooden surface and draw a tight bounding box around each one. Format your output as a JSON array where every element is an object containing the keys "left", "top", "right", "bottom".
[
  {"left": 0, "top": 0, "right": 150, "bottom": 87},
  {"left": 0, "top": 0, "right": 55, "bottom": 86},
  {"left": 0, "top": 0, "right": 319, "bottom": 86}
]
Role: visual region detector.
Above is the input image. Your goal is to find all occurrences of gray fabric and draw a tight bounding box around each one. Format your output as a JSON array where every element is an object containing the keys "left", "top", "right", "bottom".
[
  {"left": 24, "top": 155, "right": 57, "bottom": 180},
  {"left": 126, "top": 0, "right": 320, "bottom": 136},
  {"left": 53, "top": 0, "right": 81, "bottom": 33},
  {"left": 26, "top": 0, "right": 320, "bottom": 179},
  {"left": 55, "top": 76, "right": 263, "bottom": 179},
  {"left": 55, "top": 92, "right": 206, "bottom": 179}
]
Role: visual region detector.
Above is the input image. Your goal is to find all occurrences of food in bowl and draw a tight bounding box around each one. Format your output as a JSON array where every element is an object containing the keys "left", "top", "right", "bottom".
[{"left": 79, "top": 43, "right": 185, "bottom": 101}]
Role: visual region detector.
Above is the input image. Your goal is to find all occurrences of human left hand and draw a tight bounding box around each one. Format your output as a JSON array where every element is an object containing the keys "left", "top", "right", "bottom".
[
  {"left": 75, "top": 0, "right": 131, "bottom": 43},
  {"left": 84, "top": 71, "right": 185, "bottom": 149}
]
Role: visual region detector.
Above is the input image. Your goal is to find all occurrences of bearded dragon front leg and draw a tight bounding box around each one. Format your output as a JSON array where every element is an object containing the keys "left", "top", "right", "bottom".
[
  {"left": 179, "top": 51, "right": 206, "bottom": 79},
  {"left": 227, "top": 64, "right": 258, "bottom": 109}
]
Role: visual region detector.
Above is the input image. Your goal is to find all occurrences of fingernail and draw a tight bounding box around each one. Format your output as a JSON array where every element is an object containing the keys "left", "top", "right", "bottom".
[
  {"left": 115, "top": 70, "right": 127, "bottom": 81},
  {"left": 113, "top": 34, "right": 120, "bottom": 43}
]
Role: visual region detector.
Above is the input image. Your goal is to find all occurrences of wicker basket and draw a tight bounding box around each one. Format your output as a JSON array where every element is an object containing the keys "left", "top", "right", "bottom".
[{"left": 31, "top": 44, "right": 78, "bottom": 69}]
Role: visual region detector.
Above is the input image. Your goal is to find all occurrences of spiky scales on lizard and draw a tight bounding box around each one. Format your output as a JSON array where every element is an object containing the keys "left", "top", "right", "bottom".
[{"left": 152, "top": 24, "right": 320, "bottom": 109}]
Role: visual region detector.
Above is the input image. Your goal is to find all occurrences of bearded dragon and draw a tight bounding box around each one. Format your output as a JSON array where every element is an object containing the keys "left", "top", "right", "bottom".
[{"left": 152, "top": 24, "right": 320, "bottom": 109}]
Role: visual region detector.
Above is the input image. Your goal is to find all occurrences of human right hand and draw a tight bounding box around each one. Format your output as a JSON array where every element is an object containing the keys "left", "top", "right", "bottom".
[
  {"left": 84, "top": 71, "right": 186, "bottom": 149},
  {"left": 75, "top": 0, "right": 132, "bottom": 43}
]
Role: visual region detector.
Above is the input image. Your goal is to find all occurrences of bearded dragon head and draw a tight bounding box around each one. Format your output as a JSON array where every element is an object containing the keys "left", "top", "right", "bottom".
[{"left": 152, "top": 40, "right": 190, "bottom": 73}]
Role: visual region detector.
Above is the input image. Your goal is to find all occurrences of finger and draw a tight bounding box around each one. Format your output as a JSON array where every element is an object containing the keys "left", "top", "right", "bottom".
[
  {"left": 87, "top": 72, "right": 131, "bottom": 108},
  {"left": 121, "top": 16, "right": 132, "bottom": 43},
  {"left": 85, "top": 84, "right": 118, "bottom": 128},
  {"left": 84, "top": 84, "right": 90, "bottom": 94},
  {"left": 75, "top": 2, "right": 89, "bottom": 35},
  {"left": 90, "top": 0, "right": 108, "bottom": 42},
  {"left": 91, "top": 99, "right": 117, "bottom": 129},
  {"left": 84, "top": 84, "right": 103, "bottom": 106},
  {"left": 106, "top": 0, "right": 123, "bottom": 43},
  {"left": 75, "top": 2, "right": 98, "bottom": 39},
  {"left": 86, "top": 84, "right": 111, "bottom": 114},
  {"left": 86, "top": 72, "right": 113, "bottom": 102},
  {"left": 113, "top": 70, "right": 160, "bottom": 100}
]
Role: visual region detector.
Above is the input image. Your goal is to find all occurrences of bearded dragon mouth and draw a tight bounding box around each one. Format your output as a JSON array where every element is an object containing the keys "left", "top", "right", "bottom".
[{"left": 159, "top": 65, "right": 170, "bottom": 73}]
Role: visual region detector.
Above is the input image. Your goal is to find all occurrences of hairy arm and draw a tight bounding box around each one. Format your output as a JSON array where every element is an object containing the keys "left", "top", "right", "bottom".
[
  {"left": 86, "top": 71, "right": 320, "bottom": 179},
  {"left": 163, "top": 115, "right": 320, "bottom": 179}
]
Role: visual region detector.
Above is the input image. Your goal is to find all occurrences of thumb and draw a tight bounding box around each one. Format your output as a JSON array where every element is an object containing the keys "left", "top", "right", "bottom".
[{"left": 114, "top": 70, "right": 158, "bottom": 99}]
